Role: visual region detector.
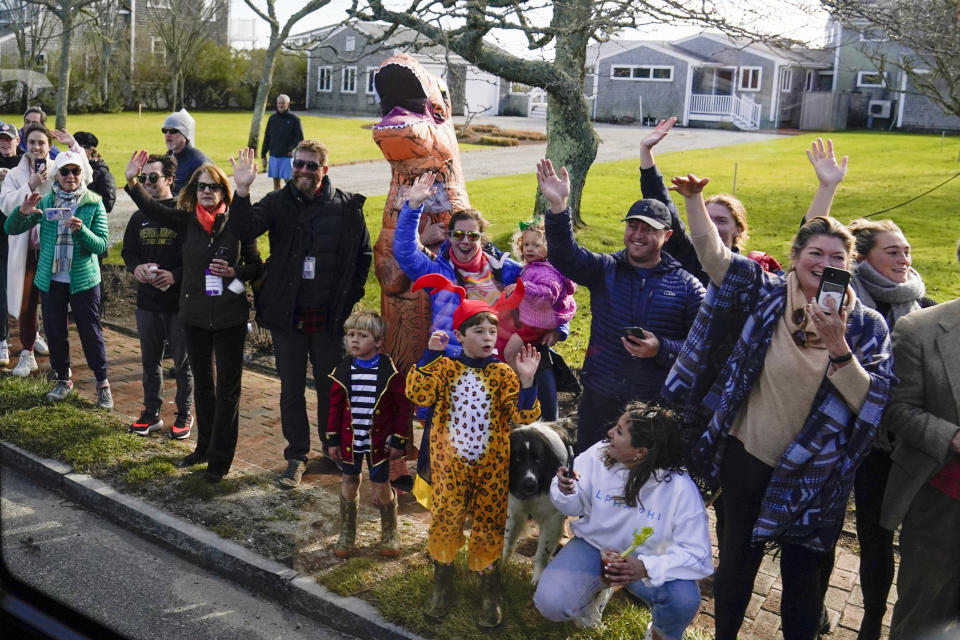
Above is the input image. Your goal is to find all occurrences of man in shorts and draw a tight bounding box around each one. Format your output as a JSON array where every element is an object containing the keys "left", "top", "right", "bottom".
[{"left": 261, "top": 94, "right": 304, "bottom": 191}]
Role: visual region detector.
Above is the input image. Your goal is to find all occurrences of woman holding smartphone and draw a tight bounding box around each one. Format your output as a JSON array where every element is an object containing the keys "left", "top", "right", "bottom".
[
  {"left": 5, "top": 150, "right": 110, "bottom": 408},
  {"left": 661, "top": 174, "right": 894, "bottom": 640},
  {"left": 0, "top": 124, "right": 89, "bottom": 377},
  {"left": 124, "top": 150, "right": 262, "bottom": 484}
]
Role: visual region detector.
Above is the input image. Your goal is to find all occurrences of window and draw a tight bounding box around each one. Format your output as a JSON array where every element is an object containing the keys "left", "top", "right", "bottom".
[
  {"left": 151, "top": 37, "right": 165, "bottom": 65},
  {"left": 345, "top": 36, "right": 356, "bottom": 52},
  {"left": 805, "top": 69, "right": 815, "bottom": 91},
  {"left": 366, "top": 67, "right": 377, "bottom": 95},
  {"left": 780, "top": 68, "right": 792, "bottom": 92},
  {"left": 35, "top": 52, "right": 47, "bottom": 73},
  {"left": 609, "top": 65, "right": 673, "bottom": 82},
  {"left": 859, "top": 27, "right": 887, "bottom": 42},
  {"left": 739, "top": 66, "right": 762, "bottom": 91},
  {"left": 317, "top": 65, "right": 332, "bottom": 92},
  {"left": 146, "top": 0, "right": 171, "bottom": 7},
  {"left": 857, "top": 71, "right": 886, "bottom": 88},
  {"left": 341, "top": 66, "right": 357, "bottom": 93}
]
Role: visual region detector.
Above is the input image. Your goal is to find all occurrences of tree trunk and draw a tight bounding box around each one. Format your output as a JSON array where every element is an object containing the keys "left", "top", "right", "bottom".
[
  {"left": 246, "top": 39, "right": 281, "bottom": 151},
  {"left": 536, "top": 0, "right": 598, "bottom": 228},
  {"left": 55, "top": 11, "right": 72, "bottom": 130},
  {"left": 100, "top": 40, "right": 112, "bottom": 105}
]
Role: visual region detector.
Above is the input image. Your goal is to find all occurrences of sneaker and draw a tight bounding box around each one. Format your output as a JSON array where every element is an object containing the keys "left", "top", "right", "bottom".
[
  {"left": 46, "top": 379, "right": 74, "bottom": 402},
  {"left": 96, "top": 385, "right": 113, "bottom": 410},
  {"left": 33, "top": 335, "right": 49, "bottom": 356},
  {"left": 278, "top": 459, "right": 307, "bottom": 489},
  {"left": 12, "top": 350, "right": 38, "bottom": 377},
  {"left": 130, "top": 410, "right": 163, "bottom": 436},
  {"left": 0, "top": 341, "right": 9, "bottom": 367},
  {"left": 643, "top": 622, "right": 653, "bottom": 640},
  {"left": 573, "top": 587, "right": 615, "bottom": 629},
  {"left": 169, "top": 413, "right": 193, "bottom": 440}
]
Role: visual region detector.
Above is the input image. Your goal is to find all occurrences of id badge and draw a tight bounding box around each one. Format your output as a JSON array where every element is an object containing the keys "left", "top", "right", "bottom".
[
  {"left": 302, "top": 256, "right": 316, "bottom": 280},
  {"left": 205, "top": 270, "right": 223, "bottom": 296}
]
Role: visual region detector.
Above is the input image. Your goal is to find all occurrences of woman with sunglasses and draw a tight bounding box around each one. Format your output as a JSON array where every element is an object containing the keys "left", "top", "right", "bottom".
[
  {"left": 5, "top": 150, "right": 112, "bottom": 408},
  {"left": 0, "top": 125, "right": 89, "bottom": 377},
  {"left": 123, "top": 150, "right": 262, "bottom": 484},
  {"left": 664, "top": 174, "right": 893, "bottom": 640}
]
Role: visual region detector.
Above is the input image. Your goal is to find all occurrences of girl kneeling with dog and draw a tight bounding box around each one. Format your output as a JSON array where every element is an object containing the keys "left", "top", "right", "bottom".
[
  {"left": 406, "top": 274, "right": 541, "bottom": 628},
  {"left": 534, "top": 402, "right": 712, "bottom": 640}
]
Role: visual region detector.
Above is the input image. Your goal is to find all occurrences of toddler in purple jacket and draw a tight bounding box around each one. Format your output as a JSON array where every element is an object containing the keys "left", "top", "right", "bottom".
[{"left": 499, "top": 220, "right": 577, "bottom": 366}]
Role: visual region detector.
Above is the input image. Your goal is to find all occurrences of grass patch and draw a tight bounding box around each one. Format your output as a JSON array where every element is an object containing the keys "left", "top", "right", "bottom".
[
  {"left": 119, "top": 455, "right": 179, "bottom": 489},
  {"left": 319, "top": 556, "right": 382, "bottom": 597},
  {"left": 0, "top": 111, "right": 486, "bottom": 185},
  {"left": 0, "top": 375, "right": 88, "bottom": 414}
]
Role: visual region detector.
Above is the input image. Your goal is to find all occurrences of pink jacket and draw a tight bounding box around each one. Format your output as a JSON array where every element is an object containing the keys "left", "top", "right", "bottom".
[{"left": 517, "top": 260, "right": 577, "bottom": 330}]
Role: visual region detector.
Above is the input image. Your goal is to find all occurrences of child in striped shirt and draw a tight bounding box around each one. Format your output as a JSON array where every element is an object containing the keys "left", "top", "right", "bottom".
[{"left": 326, "top": 310, "right": 411, "bottom": 558}]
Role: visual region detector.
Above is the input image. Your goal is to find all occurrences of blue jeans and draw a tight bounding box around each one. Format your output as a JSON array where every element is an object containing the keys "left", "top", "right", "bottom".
[{"left": 534, "top": 537, "right": 700, "bottom": 640}]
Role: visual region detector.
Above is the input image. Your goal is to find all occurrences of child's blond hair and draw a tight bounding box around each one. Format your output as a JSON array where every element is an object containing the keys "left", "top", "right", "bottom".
[
  {"left": 511, "top": 221, "right": 546, "bottom": 263},
  {"left": 343, "top": 309, "right": 386, "bottom": 341}
]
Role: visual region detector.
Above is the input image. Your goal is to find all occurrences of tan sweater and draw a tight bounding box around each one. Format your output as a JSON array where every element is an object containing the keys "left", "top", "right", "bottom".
[{"left": 692, "top": 231, "right": 871, "bottom": 466}]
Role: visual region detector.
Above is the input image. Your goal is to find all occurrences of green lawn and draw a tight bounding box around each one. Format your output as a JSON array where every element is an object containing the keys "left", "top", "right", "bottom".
[
  {"left": 0, "top": 110, "right": 485, "bottom": 180},
  {"left": 359, "top": 130, "right": 960, "bottom": 366}
]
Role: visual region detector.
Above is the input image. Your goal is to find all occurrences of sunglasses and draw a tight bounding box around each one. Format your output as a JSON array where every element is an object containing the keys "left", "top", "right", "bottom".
[
  {"left": 161, "top": 128, "right": 180, "bottom": 135},
  {"left": 58, "top": 166, "right": 81, "bottom": 177},
  {"left": 137, "top": 173, "right": 163, "bottom": 184},
  {"left": 791, "top": 308, "right": 808, "bottom": 348},
  {"left": 450, "top": 230, "right": 482, "bottom": 241},
  {"left": 196, "top": 182, "right": 221, "bottom": 193},
  {"left": 292, "top": 158, "right": 321, "bottom": 171}
]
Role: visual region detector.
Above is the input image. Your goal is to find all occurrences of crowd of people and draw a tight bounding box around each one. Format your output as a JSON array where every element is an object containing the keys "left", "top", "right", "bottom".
[{"left": 0, "top": 101, "right": 957, "bottom": 640}]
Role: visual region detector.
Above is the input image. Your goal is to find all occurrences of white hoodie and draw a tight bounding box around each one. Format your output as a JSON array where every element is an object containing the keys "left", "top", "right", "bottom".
[{"left": 550, "top": 441, "right": 713, "bottom": 587}]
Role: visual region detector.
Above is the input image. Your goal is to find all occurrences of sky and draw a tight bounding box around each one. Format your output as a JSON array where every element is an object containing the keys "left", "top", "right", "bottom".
[{"left": 229, "top": 0, "right": 832, "bottom": 53}]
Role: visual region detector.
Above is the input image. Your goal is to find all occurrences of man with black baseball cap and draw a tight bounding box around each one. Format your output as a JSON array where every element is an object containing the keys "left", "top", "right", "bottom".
[{"left": 537, "top": 158, "right": 705, "bottom": 452}]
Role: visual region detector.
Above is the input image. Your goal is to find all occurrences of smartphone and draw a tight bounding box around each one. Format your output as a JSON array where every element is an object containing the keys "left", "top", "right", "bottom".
[
  {"left": 563, "top": 445, "right": 576, "bottom": 479},
  {"left": 214, "top": 246, "right": 229, "bottom": 260},
  {"left": 33, "top": 158, "right": 45, "bottom": 173},
  {"left": 816, "top": 267, "right": 851, "bottom": 313},
  {"left": 44, "top": 207, "right": 72, "bottom": 222},
  {"left": 621, "top": 326, "right": 645, "bottom": 339}
]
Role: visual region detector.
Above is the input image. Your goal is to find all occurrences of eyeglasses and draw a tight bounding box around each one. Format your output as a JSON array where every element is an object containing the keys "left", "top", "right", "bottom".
[
  {"left": 161, "top": 128, "right": 180, "bottom": 135},
  {"left": 292, "top": 158, "right": 321, "bottom": 171},
  {"left": 58, "top": 167, "right": 81, "bottom": 177},
  {"left": 450, "top": 230, "right": 482, "bottom": 241},
  {"left": 137, "top": 173, "right": 162, "bottom": 184},
  {"left": 791, "top": 308, "right": 808, "bottom": 348},
  {"left": 196, "top": 182, "right": 221, "bottom": 193}
]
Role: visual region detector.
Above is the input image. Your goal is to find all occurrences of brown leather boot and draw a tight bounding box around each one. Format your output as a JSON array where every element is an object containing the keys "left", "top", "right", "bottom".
[
  {"left": 377, "top": 490, "right": 401, "bottom": 557},
  {"left": 333, "top": 493, "right": 358, "bottom": 558}
]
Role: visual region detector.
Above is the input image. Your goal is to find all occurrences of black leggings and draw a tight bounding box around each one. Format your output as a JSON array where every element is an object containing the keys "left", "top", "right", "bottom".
[{"left": 713, "top": 437, "right": 836, "bottom": 640}]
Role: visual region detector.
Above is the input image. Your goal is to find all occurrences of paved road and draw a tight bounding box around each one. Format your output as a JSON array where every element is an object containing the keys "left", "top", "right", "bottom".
[
  {"left": 107, "top": 115, "right": 784, "bottom": 241},
  {"left": 1, "top": 468, "right": 357, "bottom": 640}
]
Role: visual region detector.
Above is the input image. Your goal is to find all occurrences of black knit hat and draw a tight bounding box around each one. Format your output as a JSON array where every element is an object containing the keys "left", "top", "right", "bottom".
[{"left": 74, "top": 131, "right": 98, "bottom": 148}]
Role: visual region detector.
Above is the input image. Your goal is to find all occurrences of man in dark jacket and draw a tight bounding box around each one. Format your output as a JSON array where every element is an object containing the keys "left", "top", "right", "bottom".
[
  {"left": 162, "top": 109, "right": 208, "bottom": 195},
  {"left": 230, "top": 141, "right": 372, "bottom": 488},
  {"left": 121, "top": 154, "right": 193, "bottom": 440},
  {"left": 260, "top": 94, "right": 304, "bottom": 192},
  {"left": 536, "top": 159, "right": 705, "bottom": 453}
]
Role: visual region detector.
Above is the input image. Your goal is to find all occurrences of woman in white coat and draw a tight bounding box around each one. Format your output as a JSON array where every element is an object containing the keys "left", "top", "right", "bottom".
[{"left": 0, "top": 124, "right": 90, "bottom": 375}]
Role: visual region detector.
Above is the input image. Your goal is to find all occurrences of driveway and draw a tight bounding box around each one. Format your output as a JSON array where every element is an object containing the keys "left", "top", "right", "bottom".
[{"left": 107, "top": 116, "right": 785, "bottom": 240}]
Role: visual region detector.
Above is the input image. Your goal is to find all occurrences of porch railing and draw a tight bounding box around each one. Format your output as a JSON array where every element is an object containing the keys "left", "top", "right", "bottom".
[
  {"left": 690, "top": 93, "right": 761, "bottom": 130},
  {"left": 690, "top": 94, "right": 732, "bottom": 116}
]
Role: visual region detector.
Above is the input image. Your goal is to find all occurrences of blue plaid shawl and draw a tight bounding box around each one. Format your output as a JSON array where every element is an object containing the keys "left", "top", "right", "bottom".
[{"left": 662, "top": 253, "right": 893, "bottom": 552}]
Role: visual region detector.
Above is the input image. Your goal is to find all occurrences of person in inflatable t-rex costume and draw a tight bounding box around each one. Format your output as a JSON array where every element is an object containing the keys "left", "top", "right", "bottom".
[{"left": 372, "top": 54, "right": 469, "bottom": 374}]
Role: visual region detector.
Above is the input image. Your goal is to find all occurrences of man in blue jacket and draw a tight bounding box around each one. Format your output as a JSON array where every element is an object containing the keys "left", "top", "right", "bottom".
[{"left": 536, "top": 159, "right": 705, "bottom": 453}]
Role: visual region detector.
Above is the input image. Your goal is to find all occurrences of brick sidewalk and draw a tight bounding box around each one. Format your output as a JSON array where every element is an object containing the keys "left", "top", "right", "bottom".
[{"left": 6, "top": 323, "right": 893, "bottom": 639}]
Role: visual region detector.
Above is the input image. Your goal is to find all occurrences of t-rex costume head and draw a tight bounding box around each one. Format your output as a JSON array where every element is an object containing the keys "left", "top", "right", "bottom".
[{"left": 372, "top": 53, "right": 470, "bottom": 372}]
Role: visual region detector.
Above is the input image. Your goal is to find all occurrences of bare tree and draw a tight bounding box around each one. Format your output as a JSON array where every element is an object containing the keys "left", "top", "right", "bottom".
[
  {"left": 83, "top": 0, "right": 127, "bottom": 106},
  {"left": 149, "top": 0, "right": 221, "bottom": 110},
  {"left": 28, "top": 0, "right": 99, "bottom": 128},
  {"left": 354, "top": 0, "right": 795, "bottom": 225},
  {"left": 241, "top": 0, "right": 332, "bottom": 151},
  {"left": 0, "top": 0, "right": 57, "bottom": 110},
  {"left": 823, "top": 0, "right": 960, "bottom": 119}
]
